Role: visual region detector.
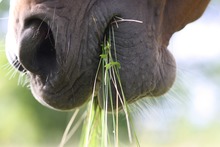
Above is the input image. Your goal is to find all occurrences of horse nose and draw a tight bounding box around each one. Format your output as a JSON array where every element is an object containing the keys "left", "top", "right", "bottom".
[{"left": 18, "top": 18, "right": 57, "bottom": 76}]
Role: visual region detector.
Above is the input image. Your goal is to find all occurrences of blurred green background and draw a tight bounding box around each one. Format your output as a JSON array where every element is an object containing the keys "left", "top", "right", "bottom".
[{"left": 1, "top": 0, "right": 220, "bottom": 147}]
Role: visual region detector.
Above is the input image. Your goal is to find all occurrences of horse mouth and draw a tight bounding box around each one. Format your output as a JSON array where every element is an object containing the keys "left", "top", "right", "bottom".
[{"left": 7, "top": 13, "right": 125, "bottom": 110}]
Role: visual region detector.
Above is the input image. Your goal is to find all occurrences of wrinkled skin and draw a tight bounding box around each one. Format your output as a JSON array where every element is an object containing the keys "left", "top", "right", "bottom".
[{"left": 6, "top": 0, "right": 210, "bottom": 110}]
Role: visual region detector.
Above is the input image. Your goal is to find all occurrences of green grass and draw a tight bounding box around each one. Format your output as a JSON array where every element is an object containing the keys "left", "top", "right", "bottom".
[{"left": 59, "top": 19, "right": 142, "bottom": 147}]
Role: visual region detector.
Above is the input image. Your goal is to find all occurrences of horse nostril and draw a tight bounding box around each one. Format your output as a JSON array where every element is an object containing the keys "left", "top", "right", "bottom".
[{"left": 18, "top": 18, "right": 57, "bottom": 76}]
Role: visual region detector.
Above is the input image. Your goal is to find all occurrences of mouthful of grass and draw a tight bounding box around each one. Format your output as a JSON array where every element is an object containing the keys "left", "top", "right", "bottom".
[{"left": 59, "top": 17, "right": 142, "bottom": 147}]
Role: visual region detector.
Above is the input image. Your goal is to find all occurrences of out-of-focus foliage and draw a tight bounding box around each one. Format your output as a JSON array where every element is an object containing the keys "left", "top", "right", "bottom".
[
  {"left": 0, "top": 48, "right": 73, "bottom": 146},
  {"left": 0, "top": 0, "right": 8, "bottom": 13}
]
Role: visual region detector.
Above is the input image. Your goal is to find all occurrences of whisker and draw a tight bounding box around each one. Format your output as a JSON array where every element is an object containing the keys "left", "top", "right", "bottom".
[
  {"left": 8, "top": 68, "right": 18, "bottom": 80},
  {"left": 55, "top": 23, "right": 59, "bottom": 49},
  {"left": 36, "top": 16, "right": 47, "bottom": 31},
  {"left": 5, "top": 64, "right": 16, "bottom": 75},
  {"left": 52, "top": 7, "right": 56, "bottom": 29},
  {"left": 65, "top": 38, "right": 71, "bottom": 64},
  {"left": 1, "top": 57, "right": 29, "bottom": 86},
  {"left": 18, "top": 72, "right": 28, "bottom": 87},
  {"left": 1, "top": 62, "right": 11, "bottom": 70}
]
